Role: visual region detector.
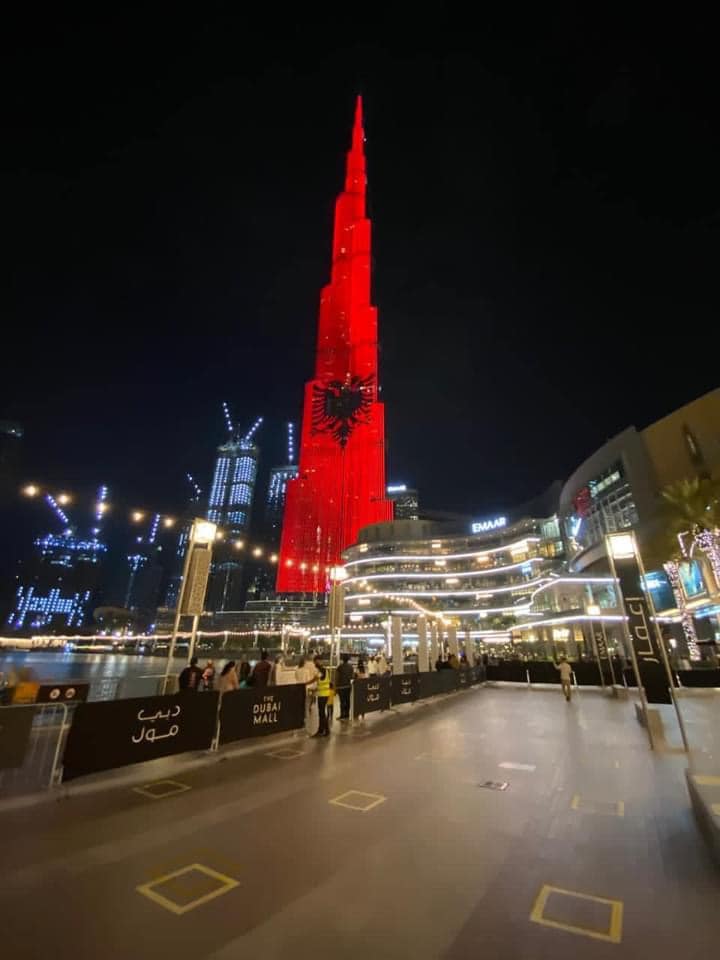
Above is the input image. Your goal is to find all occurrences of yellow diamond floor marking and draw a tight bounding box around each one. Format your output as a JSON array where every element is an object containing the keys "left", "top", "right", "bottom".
[
  {"left": 571, "top": 795, "right": 624, "bottom": 817},
  {"left": 137, "top": 863, "right": 239, "bottom": 915},
  {"left": 329, "top": 790, "right": 387, "bottom": 812},
  {"left": 693, "top": 774, "right": 720, "bottom": 786},
  {"left": 530, "top": 884, "right": 623, "bottom": 944},
  {"left": 266, "top": 748, "right": 304, "bottom": 760},
  {"left": 133, "top": 780, "right": 192, "bottom": 800}
]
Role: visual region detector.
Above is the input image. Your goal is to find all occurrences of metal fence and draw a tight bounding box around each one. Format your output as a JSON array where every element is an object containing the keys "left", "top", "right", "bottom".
[{"left": 0, "top": 703, "right": 71, "bottom": 797}]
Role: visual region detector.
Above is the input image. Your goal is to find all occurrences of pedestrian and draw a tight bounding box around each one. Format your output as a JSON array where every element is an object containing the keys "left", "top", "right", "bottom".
[
  {"left": 238, "top": 660, "right": 251, "bottom": 688},
  {"left": 270, "top": 654, "right": 284, "bottom": 685},
  {"left": 335, "top": 652, "right": 354, "bottom": 720},
  {"left": 251, "top": 650, "right": 272, "bottom": 687},
  {"left": 327, "top": 682, "right": 336, "bottom": 725},
  {"left": 354, "top": 657, "right": 367, "bottom": 720},
  {"left": 376, "top": 652, "right": 388, "bottom": 676},
  {"left": 178, "top": 656, "right": 203, "bottom": 691},
  {"left": 367, "top": 655, "right": 377, "bottom": 676},
  {"left": 202, "top": 659, "right": 216, "bottom": 691},
  {"left": 312, "top": 655, "right": 331, "bottom": 737},
  {"left": 218, "top": 660, "right": 240, "bottom": 695},
  {"left": 555, "top": 656, "right": 573, "bottom": 702},
  {"left": 448, "top": 653, "right": 460, "bottom": 670}
]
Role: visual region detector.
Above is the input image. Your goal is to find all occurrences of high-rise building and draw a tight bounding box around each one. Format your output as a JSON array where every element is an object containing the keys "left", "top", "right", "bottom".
[
  {"left": 124, "top": 513, "right": 166, "bottom": 620},
  {"left": 164, "top": 474, "right": 203, "bottom": 610},
  {"left": 387, "top": 484, "right": 419, "bottom": 520},
  {"left": 265, "top": 423, "right": 298, "bottom": 546},
  {"left": 206, "top": 407, "right": 263, "bottom": 611},
  {"left": 6, "top": 485, "right": 109, "bottom": 632},
  {"left": 277, "top": 97, "right": 392, "bottom": 593}
]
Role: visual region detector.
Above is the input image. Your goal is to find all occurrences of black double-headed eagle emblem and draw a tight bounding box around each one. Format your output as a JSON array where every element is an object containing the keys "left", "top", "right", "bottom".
[{"left": 312, "top": 374, "right": 374, "bottom": 447}]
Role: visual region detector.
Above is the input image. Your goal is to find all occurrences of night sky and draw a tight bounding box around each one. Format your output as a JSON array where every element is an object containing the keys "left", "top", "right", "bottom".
[{"left": 4, "top": 13, "right": 719, "bottom": 544}]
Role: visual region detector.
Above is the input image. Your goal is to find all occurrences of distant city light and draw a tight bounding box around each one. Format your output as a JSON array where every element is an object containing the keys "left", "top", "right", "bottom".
[
  {"left": 163, "top": 517, "right": 175, "bottom": 528},
  {"left": 132, "top": 511, "right": 145, "bottom": 522},
  {"left": 57, "top": 493, "right": 71, "bottom": 505},
  {"left": 23, "top": 484, "right": 39, "bottom": 497}
]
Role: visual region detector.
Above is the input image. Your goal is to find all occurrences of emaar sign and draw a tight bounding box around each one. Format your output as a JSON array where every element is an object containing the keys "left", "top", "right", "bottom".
[{"left": 470, "top": 516, "right": 507, "bottom": 534}]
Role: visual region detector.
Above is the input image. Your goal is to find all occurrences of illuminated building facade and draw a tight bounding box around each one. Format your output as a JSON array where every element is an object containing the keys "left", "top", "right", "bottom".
[
  {"left": 277, "top": 97, "right": 393, "bottom": 593},
  {"left": 340, "top": 511, "right": 624, "bottom": 657},
  {"left": 6, "top": 486, "right": 109, "bottom": 632},
  {"left": 387, "top": 484, "right": 419, "bottom": 520},
  {"left": 206, "top": 409, "right": 262, "bottom": 611},
  {"left": 265, "top": 424, "right": 299, "bottom": 546},
  {"left": 559, "top": 388, "right": 720, "bottom": 650},
  {"left": 164, "top": 474, "right": 202, "bottom": 610}
]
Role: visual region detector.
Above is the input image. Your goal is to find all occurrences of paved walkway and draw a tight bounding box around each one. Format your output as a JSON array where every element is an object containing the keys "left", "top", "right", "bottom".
[{"left": 1, "top": 686, "right": 718, "bottom": 959}]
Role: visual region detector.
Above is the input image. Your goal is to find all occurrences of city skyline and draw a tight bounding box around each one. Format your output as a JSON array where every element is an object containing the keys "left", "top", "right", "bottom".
[{"left": 5, "top": 16, "right": 718, "bottom": 532}]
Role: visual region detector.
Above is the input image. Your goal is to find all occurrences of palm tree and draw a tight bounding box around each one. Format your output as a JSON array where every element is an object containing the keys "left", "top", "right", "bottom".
[
  {"left": 658, "top": 476, "right": 720, "bottom": 661},
  {"left": 660, "top": 476, "right": 720, "bottom": 582}
]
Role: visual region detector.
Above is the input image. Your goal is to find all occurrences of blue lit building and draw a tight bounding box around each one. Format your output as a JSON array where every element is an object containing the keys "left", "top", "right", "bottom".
[
  {"left": 164, "top": 475, "right": 202, "bottom": 610},
  {"left": 264, "top": 424, "right": 298, "bottom": 546},
  {"left": 206, "top": 408, "right": 263, "bottom": 611},
  {"left": 6, "top": 487, "right": 109, "bottom": 632}
]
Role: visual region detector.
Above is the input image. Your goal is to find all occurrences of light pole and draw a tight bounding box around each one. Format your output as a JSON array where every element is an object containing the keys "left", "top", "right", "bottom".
[
  {"left": 606, "top": 531, "right": 689, "bottom": 751},
  {"left": 328, "top": 565, "right": 348, "bottom": 666},
  {"left": 162, "top": 519, "right": 216, "bottom": 693}
]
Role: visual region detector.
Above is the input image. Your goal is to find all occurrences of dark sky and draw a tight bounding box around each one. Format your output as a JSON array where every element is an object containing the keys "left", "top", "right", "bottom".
[{"left": 4, "top": 12, "right": 719, "bottom": 530}]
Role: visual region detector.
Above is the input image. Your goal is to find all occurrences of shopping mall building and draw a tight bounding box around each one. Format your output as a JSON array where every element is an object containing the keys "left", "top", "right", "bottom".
[{"left": 331, "top": 389, "right": 720, "bottom": 661}]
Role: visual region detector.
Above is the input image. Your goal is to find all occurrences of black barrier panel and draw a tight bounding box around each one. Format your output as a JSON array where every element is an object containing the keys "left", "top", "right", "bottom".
[
  {"left": 0, "top": 707, "right": 35, "bottom": 769},
  {"left": 486, "top": 662, "right": 527, "bottom": 683},
  {"left": 219, "top": 684, "right": 306, "bottom": 744},
  {"left": 390, "top": 674, "right": 420, "bottom": 705},
  {"left": 417, "top": 670, "right": 460, "bottom": 699},
  {"left": 678, "top": 669, "right": 720, "bottom": 688},
  {"left": 527, "top": 662, "right": 558, "bottom": 684},
  {"left": 573, "top": 662, "right": 606, "bottom": 686},
  {"left": 457, "top": 669, "right": 473, "bottom": 689},
  {"left": 62, "top": 692, "right": 219, "bottom": 781},
  {"left": 37, "top": 683, "right": 90, "bottom": 704},
  {"left": 353, "top": 677, "right": 391, "bottom": 715}
]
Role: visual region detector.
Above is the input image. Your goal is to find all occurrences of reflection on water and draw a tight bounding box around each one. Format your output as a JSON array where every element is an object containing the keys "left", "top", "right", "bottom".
[{"left": 0, "top": 651, "right": 169, "bottom": 683}]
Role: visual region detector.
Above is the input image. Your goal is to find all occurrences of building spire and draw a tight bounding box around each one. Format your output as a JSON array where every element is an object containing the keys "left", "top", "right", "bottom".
[{"left": 345, "top": 94, "right": 366, "bottom": 195}]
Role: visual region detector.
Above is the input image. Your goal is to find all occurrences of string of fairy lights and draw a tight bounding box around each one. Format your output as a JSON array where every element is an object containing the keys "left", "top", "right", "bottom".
[{"left": 18, "top": 482, "right": 332, "bottom": 574}]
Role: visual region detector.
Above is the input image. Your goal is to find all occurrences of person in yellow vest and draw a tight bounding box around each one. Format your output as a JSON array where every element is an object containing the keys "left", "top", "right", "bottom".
[{"left": 312, "top": 655, "right": 331, "bottom": 738}]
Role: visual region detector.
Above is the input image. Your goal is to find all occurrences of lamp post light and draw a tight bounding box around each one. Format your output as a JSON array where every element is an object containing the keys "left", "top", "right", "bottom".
[
  {"left": 328, "top": 565, "right": 348, "bottom": 666},
  {"left": 606, "top": 531, "right": 688, "bottom": 751},
  {"left": 162, "top": 519, "right": 216, "bottom": 693}
]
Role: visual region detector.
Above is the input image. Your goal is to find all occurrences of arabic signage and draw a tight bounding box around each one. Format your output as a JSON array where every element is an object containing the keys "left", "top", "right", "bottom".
[
  {"left": 614, "top": 554, "right": 673, "bottom": 705},
  {"left": 390, "top": 673, "right": 420, "bottom": 704},
  {"left": 353, "top": 677, "right": 391, "bottom": 716},
  {"left": 62, "top": 692, "right": 219, "bottom": 780},
  {"left": 470, "top": 516, "right": 507, "bottom": 534},
  {"left": 0, "top": 707, "right": 34, "bottom": 769},
  {"left": 218, "top": 684, "right": 306, "bottom": 744}
]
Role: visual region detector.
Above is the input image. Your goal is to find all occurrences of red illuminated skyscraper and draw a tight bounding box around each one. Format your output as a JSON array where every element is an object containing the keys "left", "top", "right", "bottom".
[{"left": 277, "top": 97, "right": 393, "bottom": 593}]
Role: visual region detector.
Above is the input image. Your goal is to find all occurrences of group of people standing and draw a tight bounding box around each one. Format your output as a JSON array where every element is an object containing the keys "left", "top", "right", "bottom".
[
  {"left": 178, "top": 651, "right": 277, "bottom": 695},
  {"left": 176, "top": 650, "right": 391, "bottom": 738}
]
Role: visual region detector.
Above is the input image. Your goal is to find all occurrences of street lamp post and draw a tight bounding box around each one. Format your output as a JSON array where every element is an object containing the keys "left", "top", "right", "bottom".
[
  {"left": 162, "top": 519, "right": 216, "bottom": 694},
  {"left": 328, "top": 565, "right": 348, "bottom": 666},
  {"left": 606, "top": 531, "right": 689, "bottom": 751}
]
